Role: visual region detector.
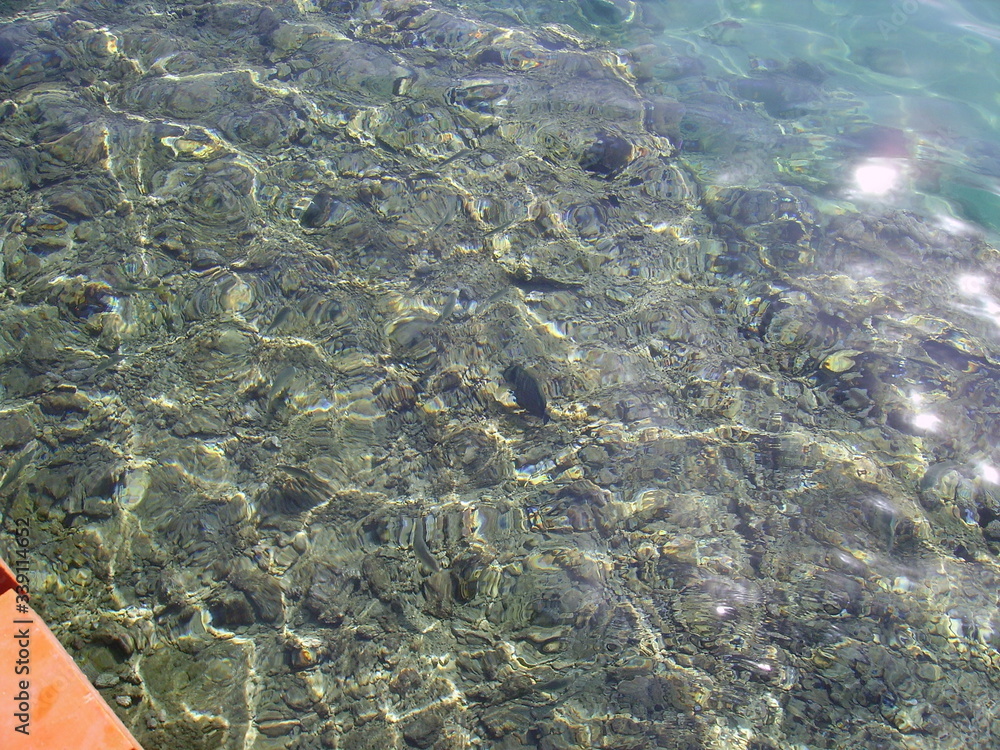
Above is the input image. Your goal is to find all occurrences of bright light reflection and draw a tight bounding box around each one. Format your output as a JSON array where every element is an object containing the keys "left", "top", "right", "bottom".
[
  {"left": 912, "top": 412, "right": 941, "bottom": 431},
  {"left": 957, "top": 273, "right": 988, "bottom": 295},
  {"left": 953, "top": 273, "right": 1000, "bottom": 329},
  {"left": 979, "top": 464, "right": 1000, "bottom": 484},
  {"left": 852, "top": 159, "right": 901, "bottom": 196},
  {"left": 935, "top": 214, "right": 976, "bottom": 236}
]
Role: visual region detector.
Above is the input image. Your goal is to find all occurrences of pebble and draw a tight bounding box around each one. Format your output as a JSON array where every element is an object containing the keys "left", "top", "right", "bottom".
[{"left": 94, "top": 672, "right": 120, "bottom": 688}]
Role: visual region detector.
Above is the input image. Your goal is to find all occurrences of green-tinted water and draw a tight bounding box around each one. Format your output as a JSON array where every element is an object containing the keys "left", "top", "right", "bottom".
[
  {"left": 653, "top": 0, "right": 1000, "bottom": 234},
  {"left": 1, "top": 1, "right": 999, "bottom": 749}
]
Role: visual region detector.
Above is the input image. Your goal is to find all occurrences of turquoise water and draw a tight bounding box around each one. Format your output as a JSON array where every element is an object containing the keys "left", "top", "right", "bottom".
[
  {"left": 653, "top": 0, "right": 1000, "bottom": 233},
  {"left": 1, "top": 1, "right": 1000, "bottom": 749}
]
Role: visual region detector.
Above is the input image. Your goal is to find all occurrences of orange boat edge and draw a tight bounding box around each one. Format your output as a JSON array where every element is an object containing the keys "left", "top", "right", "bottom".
[{"left": 0, "top": 554, "right": 144, "bottom": 749}]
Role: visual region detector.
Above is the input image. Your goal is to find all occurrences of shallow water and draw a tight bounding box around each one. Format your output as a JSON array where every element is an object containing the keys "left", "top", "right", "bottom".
[{"left": 1, "top": 1, "right": 1000, "bottom": 749}]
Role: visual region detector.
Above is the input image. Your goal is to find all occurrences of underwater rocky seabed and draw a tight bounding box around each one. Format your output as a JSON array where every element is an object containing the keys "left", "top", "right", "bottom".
[{"left": 2, "top": 0, "right": 1000, "bottom": 748}]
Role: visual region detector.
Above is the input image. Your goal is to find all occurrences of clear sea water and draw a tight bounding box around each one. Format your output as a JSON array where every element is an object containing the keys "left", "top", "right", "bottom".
[
  {"left": 2, "top": 1, "right": 1000, "bottom": 749},
  {"left": 656, "top": 0, "right": 1000, "bottom": 234}
]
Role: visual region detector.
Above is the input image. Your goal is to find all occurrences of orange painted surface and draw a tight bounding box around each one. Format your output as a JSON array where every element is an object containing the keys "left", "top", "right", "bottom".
[{"left": 0, "top": 555, "right": 143, "bottom": 749}]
